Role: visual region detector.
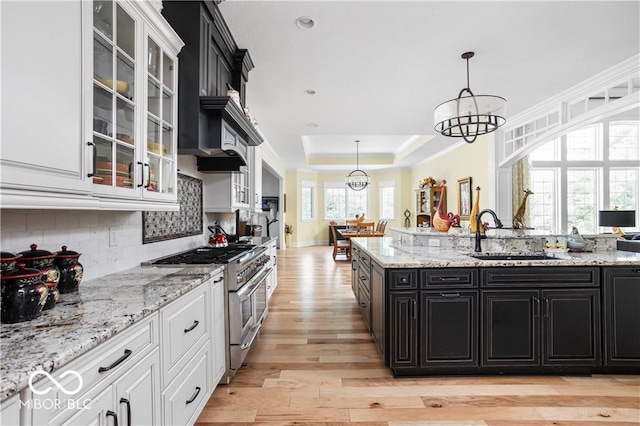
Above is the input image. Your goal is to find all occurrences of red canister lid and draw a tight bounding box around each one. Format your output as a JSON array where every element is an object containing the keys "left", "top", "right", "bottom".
[
  {"left": 18, "top": 244, "right": 56, "bottom": 260},
  {"left": 55, "top": 245, "right": 81, "bottom": 259}
]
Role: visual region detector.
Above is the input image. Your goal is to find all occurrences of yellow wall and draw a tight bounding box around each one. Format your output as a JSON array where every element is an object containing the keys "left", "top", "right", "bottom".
[
  {"left": 410, "top": 136, "right": 490, "bottom": 227},
  {"left": 284, "top": 168, "right": 412, "bottom": 245},
  {"left": 283, "top": 136, "right": 491, "bottom": 245}
]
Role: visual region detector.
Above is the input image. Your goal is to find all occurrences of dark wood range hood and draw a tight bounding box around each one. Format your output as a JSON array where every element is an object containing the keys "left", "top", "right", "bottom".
[{"left": 162, "top": 1, "right": 263, "bottom": 172}]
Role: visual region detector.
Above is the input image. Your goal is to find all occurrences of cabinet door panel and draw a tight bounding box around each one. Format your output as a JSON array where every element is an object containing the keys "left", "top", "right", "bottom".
[
  {"left": 371, "top": 262, "right": 385, "bottom": 357},
  {"left": 543, "top": 289, "right": 600, "bottom": 365},
  {"left": 603, "top": 267, "right": 640, "bottom": 366},
  {"left": 388, "top": 292, "right": 418, "bottom": 368},
  {"left": 1, "top": 1, "right": 90, "bottom": 195},
  {"left": 114, "top": 349, "right": 161, "bottom": 426},
  {"left": 482, "top": 291, "right": 538, "bottom": 366},
  {"left": 421, "top": 291, "right": 478, "bottom": 366}
]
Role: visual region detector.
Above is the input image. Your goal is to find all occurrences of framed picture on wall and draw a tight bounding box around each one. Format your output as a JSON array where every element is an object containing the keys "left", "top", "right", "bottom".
[
  {"left": 262, "top": 196, "right": 279, "bottom": 212},
  {"left": 457, "top": 177, "right": 472, "bottom": 219}
]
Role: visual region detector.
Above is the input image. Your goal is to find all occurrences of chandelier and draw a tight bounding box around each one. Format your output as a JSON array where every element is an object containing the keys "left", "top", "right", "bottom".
[
  {"left": 434, "top": 51, "right": 507, "bottom": 144},
  {"left": 345, "top": 139, "right": 370, "bottom": 191}
]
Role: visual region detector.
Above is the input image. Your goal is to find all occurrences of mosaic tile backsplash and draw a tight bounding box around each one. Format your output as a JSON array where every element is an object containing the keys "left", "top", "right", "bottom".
[{"left": 142, "top": 174, "right": 203, "bottom": 243}]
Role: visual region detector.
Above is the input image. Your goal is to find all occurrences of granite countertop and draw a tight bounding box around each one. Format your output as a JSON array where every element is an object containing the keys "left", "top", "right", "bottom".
[
  {"left": 0, "top": 264, "right": 223, "bottom": 401},
  {"left": 352, "top": 237, "right": 640, "bottom": 268}
]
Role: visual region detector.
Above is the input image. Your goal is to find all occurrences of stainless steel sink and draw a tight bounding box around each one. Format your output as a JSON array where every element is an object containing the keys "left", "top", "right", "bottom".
[{"left": 470, "top": 253, "right": 559, "bottom": 261}]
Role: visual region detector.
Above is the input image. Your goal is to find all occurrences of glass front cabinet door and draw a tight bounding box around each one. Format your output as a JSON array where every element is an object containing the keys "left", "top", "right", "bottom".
[{"left": 90, "top": 0, "right": 182, "bottom": 205}]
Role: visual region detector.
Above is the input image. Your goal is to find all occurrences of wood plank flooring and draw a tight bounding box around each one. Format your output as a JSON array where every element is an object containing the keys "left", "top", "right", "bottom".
[{"left": 196, "top": 246, "right": 640, "bottom": 425}]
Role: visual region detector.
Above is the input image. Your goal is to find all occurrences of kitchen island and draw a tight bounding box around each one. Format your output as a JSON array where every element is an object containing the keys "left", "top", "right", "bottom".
[{"left": 350, "top": 237, "right": 640, "bottom": 377}]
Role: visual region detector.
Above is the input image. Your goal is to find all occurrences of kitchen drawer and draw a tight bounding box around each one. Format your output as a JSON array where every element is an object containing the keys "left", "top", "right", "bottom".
[
  {"left": 388, "top": 269, "right": 419, "bottom": 290},
  {"left": 421, "top": 268, "right": 478, "bottom": 289},
  {"left": 161, "top": 284, "right": 209, "bottom": 387},
  {"left": 358, "top": 251, "right": 371, "bottom": 270},
  {"left": 27, "top": 314, "right": 159, "bottom": 422},
  {"left": 162, "top": 344, "right": 210, "bottom": 426},
  {"left": 481, "top": 266, "right": 599, "bottom": 288}
]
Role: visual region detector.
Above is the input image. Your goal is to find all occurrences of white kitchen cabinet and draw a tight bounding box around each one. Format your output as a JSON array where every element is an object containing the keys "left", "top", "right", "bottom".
[
  {"left": 0, "top": 0, "right": 183, "bottom": 211},
  {"left": 0, "top": 393, "right": 21, "bottom": 426},
  {"left": 160, "top": 283, "right": 209, "bottom": 388},
  {"left": 250, "top": 146, "right": 263, "bottom": 212},
  {"left": 113, "top": 349, "right": 161, "bottom": 426},
  {"left": 267, "top": 239, "right": 278, "bottom": 299},
  {"left": 209, "top": 272, "right": 226, "bottom": 387},
  {"left": 0, "top": 1, "right": 92, "bottom": 203},
  {"left": 54, "top": 350, "right": 160, "bottom": 426},
  {"left": 203, "top": 168, "right": 250, "bottom": 212},
  {"left": 161, "top": 344, "right": 210, "bottom": 426},
  {"left": 89, "top": 0, "right": 183, "bottom": 209},
  {"left": 24, "top": 314, "right": 159, "bottom": 426}
]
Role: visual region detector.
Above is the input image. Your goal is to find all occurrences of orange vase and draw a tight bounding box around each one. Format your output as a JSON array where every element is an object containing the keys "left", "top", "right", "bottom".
[
  {"left": 432, "top": 181, "right": 451, "bottom": 232},
  {"left": 469, "top": 186, "right": 485, "bottom": 234}
]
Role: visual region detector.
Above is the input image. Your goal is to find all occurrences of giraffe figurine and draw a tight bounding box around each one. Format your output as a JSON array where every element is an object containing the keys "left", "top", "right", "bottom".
[{"left": 512, "top": 189, "right": 534, "bottom": 229}]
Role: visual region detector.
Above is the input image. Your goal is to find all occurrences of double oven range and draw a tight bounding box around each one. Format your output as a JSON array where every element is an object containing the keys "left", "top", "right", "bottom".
[{"left": 146, "top": 242, "right": 273, "bottom": 382}]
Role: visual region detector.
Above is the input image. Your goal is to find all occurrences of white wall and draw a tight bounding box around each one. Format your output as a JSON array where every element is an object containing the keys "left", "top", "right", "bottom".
[{"left": 0, "top": 156, "right": 210, "bottom": 281}]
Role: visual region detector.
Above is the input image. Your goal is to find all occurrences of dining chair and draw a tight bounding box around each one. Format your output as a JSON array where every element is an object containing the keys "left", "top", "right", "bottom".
[
  {"left": 330, "top": 222, "right": 351, "bottom": 261},
  {"left": 345, "top": 219, "right": 359, "bottom": 231},
  {"left": 376, "top": 220, "right": 388, "bottom": 234},
  {"left": 356, "top": 221, "right": 376, "bottom": 234}
]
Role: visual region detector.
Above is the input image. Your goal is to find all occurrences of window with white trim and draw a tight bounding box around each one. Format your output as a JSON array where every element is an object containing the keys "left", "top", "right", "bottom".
[
  {"left": 301, "top": 180, "right": 315, "bottom": 221},
  {"left": 379, "top": 180, "right": 396, "bottom": 220},
  {"left": 529, "top": 120, "right": 640, "bottom": 234},
  {"left": 324, "top": 182, "right": 369, "bottom": 220}
]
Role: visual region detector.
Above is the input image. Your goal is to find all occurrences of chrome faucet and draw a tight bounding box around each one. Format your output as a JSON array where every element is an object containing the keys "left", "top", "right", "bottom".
[{"left": 474, "top": 209, "right": 504, "bottom": 252}]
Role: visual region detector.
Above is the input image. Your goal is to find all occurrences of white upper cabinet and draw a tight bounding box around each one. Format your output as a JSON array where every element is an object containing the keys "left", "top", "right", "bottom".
[
  {"left": 1, "top": 1, "right": 91, "bottom": 206},
  {"left": 0, "top": 0, "right": 183, "bottom": 211}
]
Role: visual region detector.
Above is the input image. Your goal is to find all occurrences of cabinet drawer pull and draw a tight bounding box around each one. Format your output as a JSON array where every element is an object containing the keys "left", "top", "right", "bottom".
[
  {"left": 439, "top": 277, "right": 461, "bottom": 282},
  {"left": 632, "top": 269, "right": 640, "bottom": 273},
  {"left": 213, "top": 276, "right": 223, "bottom": 283},
  {"left": 440, "top": 292, "right": 460, "bottom": 297},
  {"left": 98, "top": 349, "right": 133, "bottom": 373},
  {"left": 412, "top": 299, "right": 417, "bottom": 320},
  {"left": 184, "top": 320, "right": 200, "bottom": 333},
  {"left": 120, "top": 398, "right": 131, "bottom": 426},
  {"left": 186, "top": 386, "right": 201, "bottom": 404},
  {"left": 106, "top": 410, "right": 119, "bottom": 426},
  {"left": 399, "top": 277, "right": 408, "bottom": 283}
]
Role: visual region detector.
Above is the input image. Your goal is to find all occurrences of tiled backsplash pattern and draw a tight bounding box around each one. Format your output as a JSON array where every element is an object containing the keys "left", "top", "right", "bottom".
[{"left": 0, "top": 210, "right": 207, "bottom": 281}]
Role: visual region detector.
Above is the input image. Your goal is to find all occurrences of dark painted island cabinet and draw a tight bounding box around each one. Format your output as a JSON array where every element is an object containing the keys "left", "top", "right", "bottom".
[
  {"left": 481, "top": 267, "right": 601, "bottom": 372},
  {"left": 353, "top": 259, "right": 639, "bottom": 376},
  {"left": 602, "top": 266, "right": 640, "bottom": 372}
]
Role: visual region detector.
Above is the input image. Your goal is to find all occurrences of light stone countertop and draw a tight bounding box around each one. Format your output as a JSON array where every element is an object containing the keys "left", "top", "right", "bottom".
[
  {"left": 352, "top": 237, "right": 640, "bottom": 268},
  {"left": 0, "top": 264, "right": 223, "bottom": 401}
]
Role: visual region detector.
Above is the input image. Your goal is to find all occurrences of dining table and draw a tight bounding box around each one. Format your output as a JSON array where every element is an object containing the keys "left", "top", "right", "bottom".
[{"left": 337, "top": 229, "right": 385, "bottom": 240}]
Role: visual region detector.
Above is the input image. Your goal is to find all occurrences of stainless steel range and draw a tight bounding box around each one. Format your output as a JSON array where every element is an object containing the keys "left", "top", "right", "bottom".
[{"left": 145, "top": 242, "right": 273, "bottom": 382}]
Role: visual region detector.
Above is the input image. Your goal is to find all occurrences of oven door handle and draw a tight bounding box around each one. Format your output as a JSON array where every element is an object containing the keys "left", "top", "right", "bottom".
[
  {"left": 240, "top": 323, "right": 261, "bottom": 350},
  {"left": 236, "top": 267, "right": 272, "bottom": 301},
  {"left": 235, "top": 246, "right": 268, "bottom": 264}
]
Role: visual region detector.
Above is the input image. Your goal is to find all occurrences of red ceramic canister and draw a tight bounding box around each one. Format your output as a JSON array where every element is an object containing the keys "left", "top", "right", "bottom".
[
  {"left": 18, "top": 244, "right": 60, "bottom": 310},
  {"left": 54, "top": 246, "right": 84, "bottom": 293},
  {"left": 1, "top": 263, "right": 48, "bottom": 323}
]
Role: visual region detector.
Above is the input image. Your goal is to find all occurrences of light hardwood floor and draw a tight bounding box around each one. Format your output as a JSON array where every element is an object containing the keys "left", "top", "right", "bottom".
[{"left": 196, "top": 245, "right": 640, "bottom": 425}]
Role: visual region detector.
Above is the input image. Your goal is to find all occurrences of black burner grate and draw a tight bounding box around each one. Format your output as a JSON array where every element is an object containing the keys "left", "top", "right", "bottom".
[{"left": 151, "top": 244, "right": 255, "bottom": 265}]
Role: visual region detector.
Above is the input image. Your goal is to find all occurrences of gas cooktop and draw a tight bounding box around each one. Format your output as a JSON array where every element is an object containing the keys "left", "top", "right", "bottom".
[{"left": 147, "top": 244, "right": 256, "bottom": 265}]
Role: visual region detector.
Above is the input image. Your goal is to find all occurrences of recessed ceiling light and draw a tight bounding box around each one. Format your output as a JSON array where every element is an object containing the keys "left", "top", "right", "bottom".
[
  {"left": 305, "top": 123, "right": 319, "bottom": 128},
  {"left": 304, "top": 89, "right": 316, "bottom": 95},
  {"left": 296, "top": 16, "right": 315, "bottom": 29}
]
